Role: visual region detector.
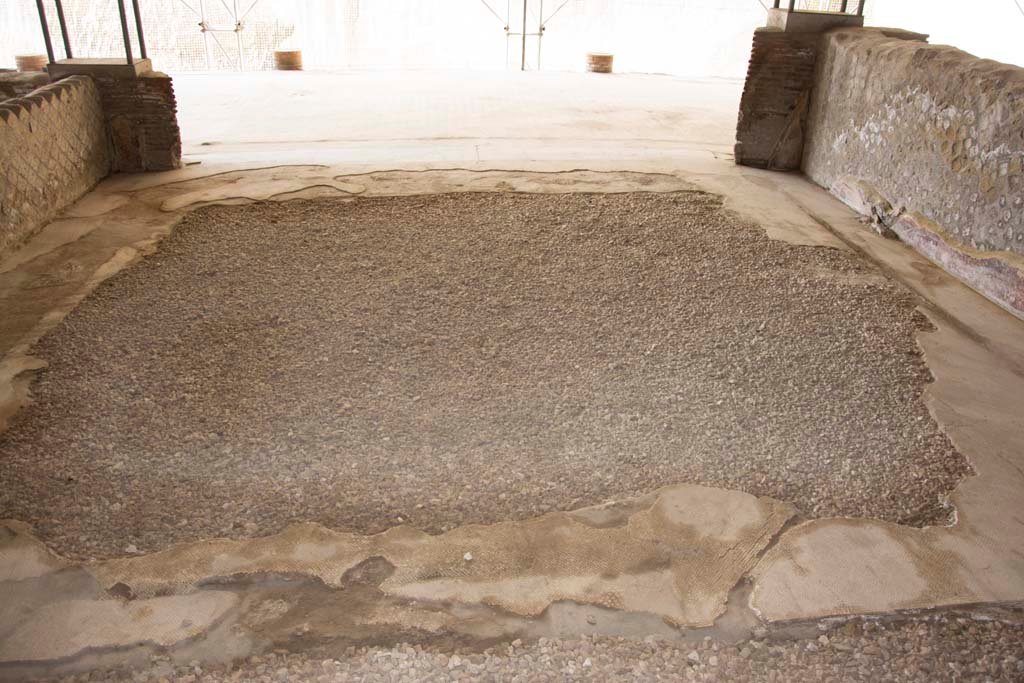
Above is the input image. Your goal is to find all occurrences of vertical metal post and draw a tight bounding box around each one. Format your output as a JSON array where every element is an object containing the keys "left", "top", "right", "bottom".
[
  {"left": 773, "top": 0, "right": 780, "bottom": 8},
  {"left": 199, "top": 0, "right": 212, "bottom": 70},
  {"left": 234, "top": 0, "right": 245, "bottom": 71},
  {"left": 536, "top": 0, "right": 543, "bottom": 71},
  {"left": 856, "top": 0, "right": 866, "bottom": 15},
  {"left": 116, "top": 0, "right": 134, "bottom": 65},
  {"left": 131, "top": 0, "right": 147, "bottom": 59},
  {"left": 34, "top": 0, "right": 56, "bottom": 65},
  {"left": 840, "top": 0, "right": 849, "bottom": 12},
  {"left": 788, "top": 0, "right": 796, "bottom": 11},
  {"left": 54, "top": 0, "right": 73, "bottom": 59},
  {"left": 520, "top": 0, "right": 528, "bottom": 71}
]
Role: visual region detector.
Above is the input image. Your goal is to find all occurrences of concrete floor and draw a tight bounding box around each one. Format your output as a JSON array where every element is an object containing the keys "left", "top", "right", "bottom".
[
  {"left": 173, "top": 70, "right": 742, "bottom": 164},
  {"left": 1, "top": 71, "right": 1023, "bottom": 678}
]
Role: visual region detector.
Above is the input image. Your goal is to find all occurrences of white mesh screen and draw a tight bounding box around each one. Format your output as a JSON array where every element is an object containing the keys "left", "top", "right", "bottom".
[{"left": 3, "top": 0, "right": 883, "bottom": 78}]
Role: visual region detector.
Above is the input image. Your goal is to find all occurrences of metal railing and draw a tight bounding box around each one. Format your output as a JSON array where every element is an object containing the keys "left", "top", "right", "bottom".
[
  {"left": 772, "top": 0, "right": 866, "bottom": 15},
  {"left": 34, "top": 0, "right": 147, "bottom": 65}
]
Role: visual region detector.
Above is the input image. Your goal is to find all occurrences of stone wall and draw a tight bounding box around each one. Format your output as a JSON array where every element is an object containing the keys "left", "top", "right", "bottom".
[
  {"left": 91, "top": 71, "right": 182, "bottom": 173},
  {"left": 735, "top": 28, "right": 820, "bottom": 170},
  {"left": 805, "top": 29, "right": 1024, "bottom": 256},
  {"left": 0, "top": 76, "right": 111, "bottom": 260},
  {"left": 0, "top": 70, "right": 51, "bottom": 102},
  {"left": 803, "top": 28, "right": 1024, "bottom": 317}
]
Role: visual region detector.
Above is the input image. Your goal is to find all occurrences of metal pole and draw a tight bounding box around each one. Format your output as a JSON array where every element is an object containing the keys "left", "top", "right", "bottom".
[
  {"left": 520, "top": 0, "right": 528, "bottom": 70},
  {"left": 856, "top": 0, "right": 866, "bottom": 15},
  {"left": 840, "top": 0, "right": 848, "bottom": 12},
  {"left": 234, "top": 0, "right": 244, "bottom": 71},
  {"left": 537, "top": 0, "right": 543, "bottom": 71},
  {"left": 54, "top": 0, "right": 72, "bottom": 59},
  {"left": 34, "top": 0, "right": 56, "bottom": 65},
  {"left": 116, "top": 0, "right": 134, "bottom": 65},
  {"left": 788, "top": 0, "right": 796, "bottom": 11},
  {"left": 773, "top": 0, "right": 780, "bottom": 8},
  {"left": 199, "top": 0, "right": 212, "bottom": 70},
  {"left": 131, "top": 0, "right": 147, "bottom": 59}
]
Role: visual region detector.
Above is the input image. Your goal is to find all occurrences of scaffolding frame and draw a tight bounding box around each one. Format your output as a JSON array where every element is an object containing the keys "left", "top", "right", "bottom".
[
  {"left": 479, "top": 0, "right": 570, "bottom": 71},
  {"left": 35, "top": 0, "right": 148, "bottom": 64},
  {"left": 173, "top": 0, "right": 262, "bottom": 70}
]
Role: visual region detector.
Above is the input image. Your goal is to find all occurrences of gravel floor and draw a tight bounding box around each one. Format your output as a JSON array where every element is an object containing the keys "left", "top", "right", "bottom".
[
  {"left": 0, "top": 192, "right": 970, "bottom": 559},
  {"left": 39, "top": 609, "right": 1024, "bottom": 682}
]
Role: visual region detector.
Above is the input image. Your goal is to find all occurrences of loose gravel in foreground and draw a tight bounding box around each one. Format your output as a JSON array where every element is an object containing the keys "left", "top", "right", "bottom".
[
  {"left": 40, "top": 610, "right": 1024, "bottom": 682},
  {"left": 0, "top": 192, "right": 970, "bottom": 559}
]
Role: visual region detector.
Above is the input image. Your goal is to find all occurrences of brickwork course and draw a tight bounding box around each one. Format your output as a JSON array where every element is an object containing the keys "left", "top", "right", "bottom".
[
  {"left": 734, "top": 28, "right": 818, "bottom": 170},
  {"left": 92, "top": 71, "right": 183, "bottom": 173},
  {"left": 0, "top": 76, "right": 111, "bottom": 260}
]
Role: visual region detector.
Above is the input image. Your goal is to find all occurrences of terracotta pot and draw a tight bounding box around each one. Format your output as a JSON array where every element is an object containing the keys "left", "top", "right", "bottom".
[
  {"left": 15, "top": 54, "right": 48, "bottom": 73},
  {"left": 586, "top": 53, "right": 614, "bottom": 74},
  {"left": 274, "top": 50, "right": 303, "bottom": 71}
]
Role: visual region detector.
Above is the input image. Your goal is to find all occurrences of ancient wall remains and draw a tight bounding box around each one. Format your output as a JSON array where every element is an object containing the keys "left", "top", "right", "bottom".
[
  {"left": 805, "top": 28, "right": 1024, "bottom": 256},
  {"left": 91, "top": 71, "right": 182, "bottom": 173},
  {"left": 803, "top": 28, "right": 1024, "bottom": 317},
  {"left": 0, "top": 76, "right": 111, "bottom": 260},
  {"left": 734, "top": 28, "right": 820, "bottom": 170},
  {"left": 0, "top": 70, "right": 51, "bottom": 102}
]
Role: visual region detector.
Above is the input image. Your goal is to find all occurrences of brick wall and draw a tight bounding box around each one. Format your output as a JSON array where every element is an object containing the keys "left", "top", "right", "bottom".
[
  {"left": 734, "top": 28, "right": 819, "bottom": 170},
  {"left": 91, "top": 71, "right": 182, "bottom": 172},
  {"left": 0, "top": 76, "right": 111, "bottom": 260}
]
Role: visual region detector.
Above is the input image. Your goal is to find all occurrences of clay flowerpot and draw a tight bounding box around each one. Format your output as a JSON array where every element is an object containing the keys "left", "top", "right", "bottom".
[
  {"left": 15, "top": 54, "right": 48, "bottom": 73},
  {"left": 274, "top": 50, "right": 303, "bottom": 71},
  {"left": 586, "top": 53, "right": 613, "bottom": 73}
]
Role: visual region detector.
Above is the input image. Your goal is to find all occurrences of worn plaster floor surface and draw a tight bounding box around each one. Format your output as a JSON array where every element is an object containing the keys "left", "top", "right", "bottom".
[{"left": 0, "top": 162, "right": 1022, "bottom": 680}]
